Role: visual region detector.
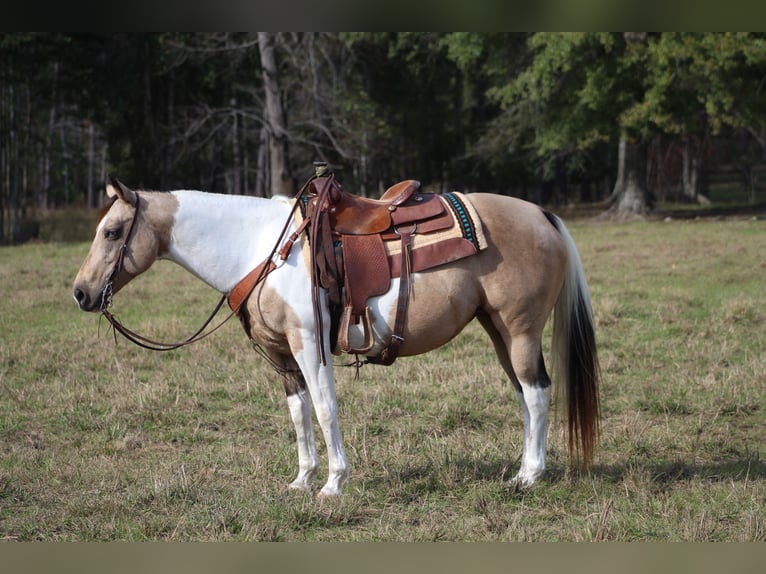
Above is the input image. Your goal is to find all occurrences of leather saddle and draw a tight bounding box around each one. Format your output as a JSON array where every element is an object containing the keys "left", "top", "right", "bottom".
[
  {"left": 319, "top": 179, "right": 440, "bottom": 235},
  {"left": 304, "top": 175, "right": 452, "bottom": 366}
]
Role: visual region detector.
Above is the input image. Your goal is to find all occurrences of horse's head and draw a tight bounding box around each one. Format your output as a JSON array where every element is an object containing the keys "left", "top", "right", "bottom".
[{"left": 73, "top": 178, "right": 163, "bottom": 312}]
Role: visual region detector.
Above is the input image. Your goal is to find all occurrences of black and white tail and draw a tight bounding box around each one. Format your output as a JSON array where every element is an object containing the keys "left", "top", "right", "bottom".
[{"left": 549, "top": 215, "right": 601, "bottom": 468}]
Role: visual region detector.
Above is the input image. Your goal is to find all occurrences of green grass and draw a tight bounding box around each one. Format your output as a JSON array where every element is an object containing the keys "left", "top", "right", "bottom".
[{"left": 0, "top": 217, "right": 764, "bottom": 541}]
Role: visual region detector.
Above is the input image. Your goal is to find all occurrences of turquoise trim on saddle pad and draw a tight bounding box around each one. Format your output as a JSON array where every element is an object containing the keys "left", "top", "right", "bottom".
[{"left": 442, "top": 192, "right": 479, "bottom": 248}]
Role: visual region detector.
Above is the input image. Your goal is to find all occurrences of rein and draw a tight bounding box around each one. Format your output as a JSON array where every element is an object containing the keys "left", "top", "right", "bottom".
[{"left": 99, "top": 178, "right": 312, "bottom": 352}]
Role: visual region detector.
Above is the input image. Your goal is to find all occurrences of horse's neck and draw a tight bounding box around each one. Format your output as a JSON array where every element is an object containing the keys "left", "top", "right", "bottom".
[{"left": 162, "top": 190, "right": 290, "bottom": 293}]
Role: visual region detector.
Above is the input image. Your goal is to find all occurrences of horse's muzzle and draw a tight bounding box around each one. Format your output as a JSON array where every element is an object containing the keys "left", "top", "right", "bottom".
[{"left": 73, "top": 286, "right": 99, "bottom": 312}]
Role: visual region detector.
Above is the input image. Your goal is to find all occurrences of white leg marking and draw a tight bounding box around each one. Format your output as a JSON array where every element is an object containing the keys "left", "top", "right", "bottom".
[
  {"left": 516, "top": 389, "right": 531, "bottom": 470},
  {"left": 286, "top": 390, "right": 319, "bottom": 491},
  {"left": 513, "top": 381, "right": 551, "bottom": 487},
  {"left": 294, "top": 347, "right": 349, "bottom": 497}
]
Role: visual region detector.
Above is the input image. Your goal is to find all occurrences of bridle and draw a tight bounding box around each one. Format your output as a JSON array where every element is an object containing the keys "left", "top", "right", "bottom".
[
  {"left": 99, "top": 194, "right": 140, "bottom": 312},
  {"left": 98, "top": 179, "right": 310, "bottom": 352},
  {"left": 97, "top": 192, "right": 230, "bottom": 351}
]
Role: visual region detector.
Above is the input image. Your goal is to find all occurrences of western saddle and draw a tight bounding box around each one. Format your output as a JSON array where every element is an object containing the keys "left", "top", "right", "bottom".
[{"left": 303, "top": 166, "right": 458, "bottom": 366}]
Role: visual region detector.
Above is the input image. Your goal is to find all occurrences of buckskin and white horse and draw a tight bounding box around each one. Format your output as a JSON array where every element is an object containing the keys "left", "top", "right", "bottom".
[{"left": 73, "top": 177, "right": 600, "bottom": 497}]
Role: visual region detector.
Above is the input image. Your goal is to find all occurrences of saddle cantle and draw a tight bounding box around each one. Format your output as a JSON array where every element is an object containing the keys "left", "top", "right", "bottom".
[{"left": 301, "top": 171, "right": 486, "bottom": 366}]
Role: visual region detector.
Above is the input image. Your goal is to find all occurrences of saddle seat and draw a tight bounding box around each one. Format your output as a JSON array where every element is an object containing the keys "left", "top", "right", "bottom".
[{"left": 316, "top": 179, "right": 447, "bottom": 236}]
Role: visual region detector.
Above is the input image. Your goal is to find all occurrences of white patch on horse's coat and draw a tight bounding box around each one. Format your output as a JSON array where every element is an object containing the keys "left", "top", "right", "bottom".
[
  {"left": 291, "top": 345, "right": 349, "bottom": 496},
  {"left": 95, "top": 214, "right": 108, "bottom": 234},
  {"left": 270, "top": 194, "right": 293, "bottom": 206},
  {"left": 163, "top": 191, "right": 291, "bottom": 294},
  {"left": 345, "top": 277, "right": 402, "bottom": 355}
]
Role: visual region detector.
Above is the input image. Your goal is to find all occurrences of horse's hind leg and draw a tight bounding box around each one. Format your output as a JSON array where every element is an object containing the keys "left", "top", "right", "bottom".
[
  {"left": 510, "top": 335, "right": 552, "bottom": 487},
  {"left": 477, "top": 313, "right": 550, "bottom": 487},
  {"left": 270, "top": 352, "right": 320, "bottom": 491},
  {"left": 477, "top": 311, "right": 520, "bottom": 390}
]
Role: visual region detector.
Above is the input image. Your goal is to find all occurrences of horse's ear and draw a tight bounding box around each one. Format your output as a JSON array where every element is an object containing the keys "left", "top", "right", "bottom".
[{"left": 106, "top": 176, "right": 138, "bottom": 207}]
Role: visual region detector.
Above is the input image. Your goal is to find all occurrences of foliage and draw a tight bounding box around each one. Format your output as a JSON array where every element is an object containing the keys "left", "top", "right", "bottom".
[
  {"left": 2, "top": 33, "right": 766, "bottom": 243},
  {"left": 504, "top": 32, "right": 766, "bottom": 156}
]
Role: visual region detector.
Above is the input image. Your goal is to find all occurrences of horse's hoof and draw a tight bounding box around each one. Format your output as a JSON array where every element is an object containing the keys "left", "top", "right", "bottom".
[
  {"left": 317, "top": 486, "right": 342, "bottom": 499},
  {"left": 508, "top": 471, "right": 542, "bottom": 492},
  {"left": 288, "top": 480, "right": 312, "bottom": 493}
]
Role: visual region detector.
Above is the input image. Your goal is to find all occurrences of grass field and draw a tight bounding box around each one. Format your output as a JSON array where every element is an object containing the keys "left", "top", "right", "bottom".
[{"left": 0, "top": 214, "right": 764, "bottom": 541}]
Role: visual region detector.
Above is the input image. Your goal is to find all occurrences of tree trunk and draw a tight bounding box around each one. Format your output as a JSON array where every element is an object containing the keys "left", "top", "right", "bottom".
[
  {"left": 739, "top": 128, "right": 754, "bottom": 204},
  {"left": 555, "top": 155, "right": 568, "bottom": 205},
  {"left": 610, "top": 136, "right": 627, "bottom": 201},
  {"left": 99, "top": 142, "right": 107, "bottom": 208},
  {"left": 254, "top": 124, "right": 268, "bottom": 197},
  {"left": 230, "top": 100, "right": 242, "bottom": 195},
  {"left": 86, "top": 120, "right": 95, "bottom": 208},
  {"left": 59, "top": 120, "right": 69, "bottom": 204},
  {"left": 606, "top": 135, "right": 651, "bottom": 219},
  {"left": 258, "top": 32, "right": 294, "bottom": 197},
  {"left": 41, "top": 61, "right": 59, "bottom": 210},
  {"left": 10, "top": 81, "right": 21, "bottom": 243},
  {"left": 1, "top": 79, "right": 7, "bottom": 244},
  {"left": 240, "top": 109, "right": 249, "bottom": 196},
  {"left": 681, "top": 128, "right": 712, "bottom": 205}
]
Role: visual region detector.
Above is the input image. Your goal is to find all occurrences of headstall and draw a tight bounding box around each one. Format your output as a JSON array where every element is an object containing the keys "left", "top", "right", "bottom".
[{"left": 99, "top": 177, "right": 309, "bottom": 352}]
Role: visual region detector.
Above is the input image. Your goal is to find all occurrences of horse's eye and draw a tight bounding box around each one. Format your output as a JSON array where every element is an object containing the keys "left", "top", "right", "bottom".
[{"left": 104, "top": 228, "right": 122, "bottom": 240}]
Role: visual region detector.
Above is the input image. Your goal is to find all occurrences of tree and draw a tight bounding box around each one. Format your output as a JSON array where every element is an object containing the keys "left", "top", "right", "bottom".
[
  {"left": 499, "top": 33, "right": 653, "bottom": 216},
  {"left": 2, "top": 32, "right": 765, "bottom": 232},
  {"left": 341, "top": 32, "right": 515, "bottom": 194},
  {"left": 0, "top": 33, "right": 102, "bottom": 242},
  {"left": 258, "top": 32, "right": 293, "bottom": 197},
  {"left": 606, "top": 33, "right": 653, "bottom": 217},
  {"left": 496, "top": 33, "right": 766, "bottom": 217},
  {"left": 638, "top": 33, "right": 766, "bottom": 204}
]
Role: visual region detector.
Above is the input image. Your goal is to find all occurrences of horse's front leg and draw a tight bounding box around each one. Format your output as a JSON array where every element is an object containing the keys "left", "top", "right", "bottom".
[
  {"left": 269, "top": 352, "right": 320, "bottom": 491},
  {"left": 291, "top": 338, "right": 349, "bottom": 497},
  {"left": 285, "top": 376, "right": 321, "bottom": 491}
]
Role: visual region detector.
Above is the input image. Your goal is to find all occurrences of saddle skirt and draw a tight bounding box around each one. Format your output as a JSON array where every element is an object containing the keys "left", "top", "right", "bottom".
[{"left": 382, "top": 191, "right": 487, "bottom": 277}]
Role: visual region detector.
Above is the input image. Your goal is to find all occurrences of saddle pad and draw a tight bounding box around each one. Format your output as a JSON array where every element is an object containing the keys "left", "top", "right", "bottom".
[{"left": 385, "top": 191, "right": 487, "bottom": 277}]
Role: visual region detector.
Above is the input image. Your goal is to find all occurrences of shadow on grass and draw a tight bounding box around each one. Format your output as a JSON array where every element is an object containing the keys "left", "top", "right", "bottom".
[
  {"left": 475, "top": 456, "right": 765, "bottom": 489},
  {"left": 368, "top": 453, "right": 763, "bottom": 500},
  {"left": 652, "top": 201, "right": 766, "bottom": 220},
  {"left": 592, "top": 455, "right": 765, "bottom": 485}
]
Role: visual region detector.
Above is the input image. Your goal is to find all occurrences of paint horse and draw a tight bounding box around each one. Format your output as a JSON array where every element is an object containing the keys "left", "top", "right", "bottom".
[{"left": 73, "top": 177, "right": 600, "bottom": 497}]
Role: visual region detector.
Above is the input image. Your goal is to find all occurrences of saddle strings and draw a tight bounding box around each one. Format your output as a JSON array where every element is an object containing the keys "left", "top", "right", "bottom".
[{"left": 307, "top": 174, "right": 337, "bottom": 366}]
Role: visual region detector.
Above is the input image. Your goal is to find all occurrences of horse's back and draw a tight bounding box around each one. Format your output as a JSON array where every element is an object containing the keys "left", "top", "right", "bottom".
[{"left": 469, "top": 193, "right": 562, "bottom": 245}]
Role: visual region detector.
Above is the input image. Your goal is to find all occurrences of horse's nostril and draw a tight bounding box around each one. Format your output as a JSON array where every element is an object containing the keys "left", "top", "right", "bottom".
[{"left": 73, "top": 287, "right": 87, "bottom": 307}]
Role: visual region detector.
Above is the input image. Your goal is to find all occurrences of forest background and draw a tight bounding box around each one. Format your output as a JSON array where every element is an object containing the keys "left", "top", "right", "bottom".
[{"left": 2, "top": 32, "right": 766, "bottom": 243}]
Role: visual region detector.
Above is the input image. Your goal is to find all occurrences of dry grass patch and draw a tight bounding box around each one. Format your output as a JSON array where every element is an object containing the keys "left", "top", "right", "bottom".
[{"left": 1, "top": 217, "right": 764, "bottom": 540}]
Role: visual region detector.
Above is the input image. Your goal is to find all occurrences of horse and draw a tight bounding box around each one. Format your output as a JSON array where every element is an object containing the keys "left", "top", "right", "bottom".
[{"left": 72, "top": 177, "right": 600, "bottom": 497}]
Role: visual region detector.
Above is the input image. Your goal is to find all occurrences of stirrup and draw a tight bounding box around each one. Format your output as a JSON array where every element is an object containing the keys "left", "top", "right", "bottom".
[{"left": 337, "top": 306, "right": 375, "bottom": 355}]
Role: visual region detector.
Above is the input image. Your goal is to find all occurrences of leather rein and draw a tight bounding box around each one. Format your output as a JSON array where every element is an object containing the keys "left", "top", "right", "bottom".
[{"left": 99, "top": 180, "right": 311, "bottom": 352}]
